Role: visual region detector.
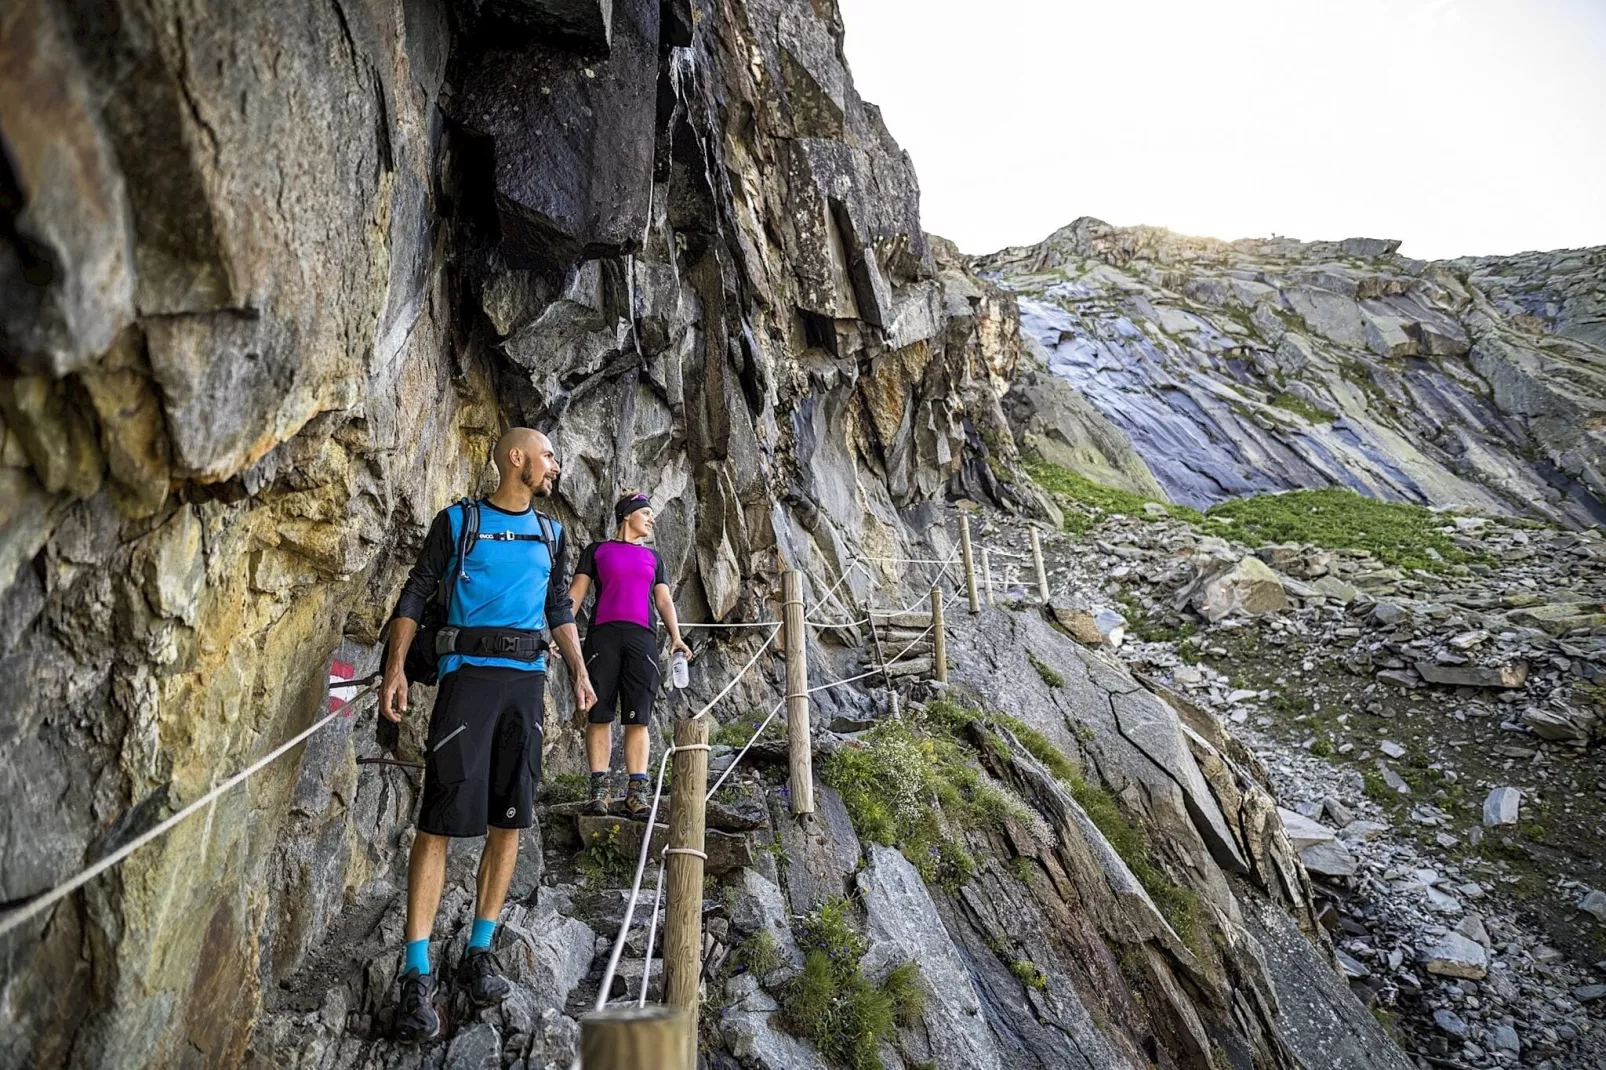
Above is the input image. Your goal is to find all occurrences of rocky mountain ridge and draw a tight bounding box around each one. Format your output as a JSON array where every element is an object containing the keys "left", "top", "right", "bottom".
[{"left": 977, "top": 218, "right": 1606, "bottom": 529}]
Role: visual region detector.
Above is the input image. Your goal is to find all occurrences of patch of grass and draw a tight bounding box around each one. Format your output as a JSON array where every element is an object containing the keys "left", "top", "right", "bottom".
[
  {"left": 1027, "top": 650, "right": 1064, "bottom": 688},
  {"left": 1024, "top": 458, "right": 1201, "bottom": 531},
  {"left": 1267, "top": 391, "right": 1331, "bottom": 423},
  {"left": 1309, "top": 738, "right": 1335, "bottom": 758},
  {"left": 780, "top": 898, "right": 922, "bottom": 1070},
  {"left": 882, "top": 962, "right": 925, "bottom": 1028},
  {"left": 992, "top": 712, "right": 1081, "bottom": 784},
  {"left": 712, "top": 710, "right": 771, "bottom": 748},
  {"left": 1204, "top": 488, "right": 1489, "bottom": 572},
  {"left": 542, "top": 772, "right": 590, "bottom": 804},
  {"left": 742, "top": 928, "right": 782, "bottom": 976},
  {"left": 823, "top": 710, "right": 1034, "bottom": 890},
  {"left": 1010, "top": 959, "right": 1048, "bottom": 990},
  {"left": 1362, "top": 770, "right": 1396, "bottom": 806},
  {"left": 765, "top": 837, "right": 792, "bottom": 879}
]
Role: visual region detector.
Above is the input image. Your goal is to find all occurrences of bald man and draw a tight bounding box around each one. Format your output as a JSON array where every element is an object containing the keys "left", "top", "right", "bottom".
[{"left": 381, "top": 428, "right": 594, "bottom": 1042}]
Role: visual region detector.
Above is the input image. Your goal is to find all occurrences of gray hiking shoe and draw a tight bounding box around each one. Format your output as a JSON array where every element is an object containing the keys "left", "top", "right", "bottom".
[
  {"left": 586, "top": 773, "right": 610, "bottom": 814},
  {"left": 456, "top": 946, "right": 512, "bottom": 1008},
  {"left": 393, "top": 968, "right": 441, "bottom": 1043}
]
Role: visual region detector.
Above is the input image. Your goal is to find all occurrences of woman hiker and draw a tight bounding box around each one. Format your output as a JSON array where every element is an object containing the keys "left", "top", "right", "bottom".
[{"left": 568, "top": 490, "right": 693, "bottom": 816}]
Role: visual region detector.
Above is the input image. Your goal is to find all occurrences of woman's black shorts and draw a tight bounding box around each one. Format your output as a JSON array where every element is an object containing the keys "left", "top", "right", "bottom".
[
  {"left": 584, "top": 622, "right": 660, "bottom": 726},
  {"left": 417, "top": 666, "right": 544, "bottom": 838}
]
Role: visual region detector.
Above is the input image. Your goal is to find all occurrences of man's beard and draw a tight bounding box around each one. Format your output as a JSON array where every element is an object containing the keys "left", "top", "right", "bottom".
[{"left": 521, "top": 461, "right": 552, "bottom": 497}]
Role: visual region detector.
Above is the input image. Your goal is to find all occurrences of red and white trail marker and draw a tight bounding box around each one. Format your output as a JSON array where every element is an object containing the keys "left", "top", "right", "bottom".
[{"left": 329, "top": 659, "right": 356, "bottom": 714}]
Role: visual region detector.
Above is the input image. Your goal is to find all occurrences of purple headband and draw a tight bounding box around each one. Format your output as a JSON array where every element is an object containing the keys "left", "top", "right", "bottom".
[{"left": 614, "top": 493, "right": 651, "bottom": 524}]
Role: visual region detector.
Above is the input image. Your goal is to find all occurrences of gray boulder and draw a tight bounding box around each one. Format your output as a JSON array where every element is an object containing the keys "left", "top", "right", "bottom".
[
  {"left": 1420, "top": 931, "right": 1489, "bottom": 979},
  {"left": 1482, "top": 787, "right": 1521, "bottom": 826},
  {"left": 857, "top": 845, "right": 1002, "bottom": 1070},
  {"left": 1178, "top": 553, "right": 1289, "bottom": 622}
]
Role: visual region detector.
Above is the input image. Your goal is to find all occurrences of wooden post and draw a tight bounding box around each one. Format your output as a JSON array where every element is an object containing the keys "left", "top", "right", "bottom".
[
  {"left": 782, "top": 570, "right": 814, "bottom": 815},
  {"left": 959, "top": 513, "right": 980, "bottom": 615},
  {"left": 931, "top": 587, "right": 947, "bottom": 684},
  {"left": 1030, "top": 527, "right": 1051, "bottom": 603},
  {"left": 581, "top": 1004, "right": 690, "bottom": 1070},
  {"left": 663, "top": 715, "right": 709, "bottom": 1068},
  {"left": 981, "top": 548, "right": 994, "bottom": 606}
]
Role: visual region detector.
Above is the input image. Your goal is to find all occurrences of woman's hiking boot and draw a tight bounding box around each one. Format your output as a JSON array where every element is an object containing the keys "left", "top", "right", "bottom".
[
  {"left": 586, "top": 773, "right": 610, "bottom": 814},
  {"left": 392, "top": 968, "right": 441, "bottom": 1043},
  {"left": 456, "top": 946, "right": 513, "bottom": 1008},
  {"left": 624, "top": 776, "right": 651, "bottom": 818}
]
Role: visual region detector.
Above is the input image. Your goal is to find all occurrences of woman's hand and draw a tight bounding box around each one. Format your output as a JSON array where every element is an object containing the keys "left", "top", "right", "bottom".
[{"left": 670, "top": 636, "right": 693, "bottom": 661}]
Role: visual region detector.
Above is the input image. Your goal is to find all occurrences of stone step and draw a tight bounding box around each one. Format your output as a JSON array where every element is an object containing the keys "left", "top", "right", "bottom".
[
  {"left": 878, "top": 627, "right": 934, "bottom": 643},
  {"left": 882, "top": 657, "right": 934, "bottom": 679},
  {"left": 576, "top": 814, "right": 754, "bottom": 874},
  {"left": 582, "top": 889, "right": 723, "bottom": 935},
  {"left": 870, "top": 611, "right": 932, "bottom": 629},
  {"left": 876, "top": 640, "right": 933, "bottom": 657}
]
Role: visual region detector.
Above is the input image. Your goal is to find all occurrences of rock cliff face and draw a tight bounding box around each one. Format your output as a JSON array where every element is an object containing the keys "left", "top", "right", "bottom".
[
  {"left": 1, "top": 3, "right": 1409, "bottom": 1070},
  {"left": 976, "top": 219, "right": 1606, "bottom": 529}
]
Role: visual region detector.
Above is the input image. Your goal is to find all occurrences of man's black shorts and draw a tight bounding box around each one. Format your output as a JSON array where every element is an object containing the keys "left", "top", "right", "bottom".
[
  {"left": 417, "top": 666, "right": 544, "bottom": 838},
  {"left": 584, "top": 622, "right": 660, "bottom": 727}
]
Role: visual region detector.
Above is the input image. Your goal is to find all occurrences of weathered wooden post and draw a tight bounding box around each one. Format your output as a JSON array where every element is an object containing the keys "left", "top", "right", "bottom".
[
  {"left": 782, "top": 571, "right": 814, "bottom": 814},
  {"left": 931, "top": 587, "right": 947, "bottom": 684},
  {"left": 581, "top": 1004, "right": 690, "bottom": 1070},
  {"left": 1030, "top": 527, "right": 1051, "bottom": 603},
  {"left": 981, "top": 548, "right": 995, "bottom": 606},
  {"left": 663, "top": 714, "right": 709, "bottom": 1068},
  {"left": 959, "top": 514, "right": 980, "bottom": 615}
]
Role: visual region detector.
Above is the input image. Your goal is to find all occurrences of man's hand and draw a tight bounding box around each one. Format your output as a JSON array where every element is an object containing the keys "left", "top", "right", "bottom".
[
  {"left": 573, "top": 670, "right": 597, "bottom": 713},
  {"left": 670, "top": 636, "right": 693, "bottom": 662},
  {"left": 381, "top": 667, "right": 410, "bottom": 722},
  {"left": 381, "top": 617, "right": 419, "bottom": 723}
]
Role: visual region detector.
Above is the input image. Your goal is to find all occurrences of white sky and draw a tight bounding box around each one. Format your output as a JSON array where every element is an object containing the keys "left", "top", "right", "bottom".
[{"left": 836, "top": 0, "right": 1606, "bottom": 260}]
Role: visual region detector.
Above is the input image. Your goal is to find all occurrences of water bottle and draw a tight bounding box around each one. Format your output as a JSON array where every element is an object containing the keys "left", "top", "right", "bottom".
[{"left": 671, "top": 651, "right": 690, "bottom": 689}]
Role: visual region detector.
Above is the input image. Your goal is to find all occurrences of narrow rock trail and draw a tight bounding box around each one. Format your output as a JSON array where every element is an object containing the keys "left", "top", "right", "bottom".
[{"left": 1005, "top": 503, "right": 1606, "bottom": 1069}]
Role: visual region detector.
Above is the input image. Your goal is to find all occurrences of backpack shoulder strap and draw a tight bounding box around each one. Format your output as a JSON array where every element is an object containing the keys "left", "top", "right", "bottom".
[
  {"left": 440, "top": 498, "right": 478, "bottom": 610},
  {"left": 460, "top": 498, "right": 481, "bottom": 562},
  {"left": 534, "top": 510, "right": 558, "bottom": 549}
]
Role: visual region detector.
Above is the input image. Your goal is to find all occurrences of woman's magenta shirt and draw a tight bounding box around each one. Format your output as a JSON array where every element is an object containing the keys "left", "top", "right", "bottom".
[{"left": 576, "top": 540, "right": 669, "bottom": 629}]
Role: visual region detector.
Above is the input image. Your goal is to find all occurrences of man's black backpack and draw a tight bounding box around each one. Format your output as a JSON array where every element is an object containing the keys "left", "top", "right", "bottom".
[{"left": 399, "top": 498, "right": 561, "bottom": 686}]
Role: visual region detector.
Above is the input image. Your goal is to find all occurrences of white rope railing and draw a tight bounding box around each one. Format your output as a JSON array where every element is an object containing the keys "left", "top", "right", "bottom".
[
  {"left": 0, "top": 682, "right": 381, "bottom": 940},
  {"left": 594, "top": 624, "right": 782, "bottom": 1008},
  {"left": 596, "top": 558, "right": 968, "bottom": 1008}
]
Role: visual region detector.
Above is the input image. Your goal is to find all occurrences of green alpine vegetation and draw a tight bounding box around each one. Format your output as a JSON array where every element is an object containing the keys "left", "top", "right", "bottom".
[
  {"left": 1024, "top": 458, "right": 1203, "bottom": 532},
  {"left": 821, "top": 713, "right": 1033, "bottom": 889},
  {"left": 779, "top": 898, "right": 924, "bottom": 1070},
  {"left": 1204, "top": 487, "right": 1489, "bottom": 572}
]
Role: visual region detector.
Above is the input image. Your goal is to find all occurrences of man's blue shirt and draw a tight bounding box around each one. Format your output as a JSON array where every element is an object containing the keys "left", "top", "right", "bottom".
[{"left": 391, "top": 499, "right": 573, "bottom": 676}]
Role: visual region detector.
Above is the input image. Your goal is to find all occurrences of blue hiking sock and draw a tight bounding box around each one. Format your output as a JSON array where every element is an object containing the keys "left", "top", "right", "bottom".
[
  {"left": 405, "top": 938, "right": 430, "bottom": 976},
  {"left": 629, "top": 773, "right": 647, "bottom": 783},
  {"left": 469, "top": 917, "right": 497, "bottom": 951}
]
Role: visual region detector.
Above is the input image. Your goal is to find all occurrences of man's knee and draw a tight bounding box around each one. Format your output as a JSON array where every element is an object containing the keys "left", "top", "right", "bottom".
[
  {"left": 411, "top": 829, "right": 448, "bottom": 858},
  {"left": 484, "top": 825, "right": 521, "bottom": 858}
]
